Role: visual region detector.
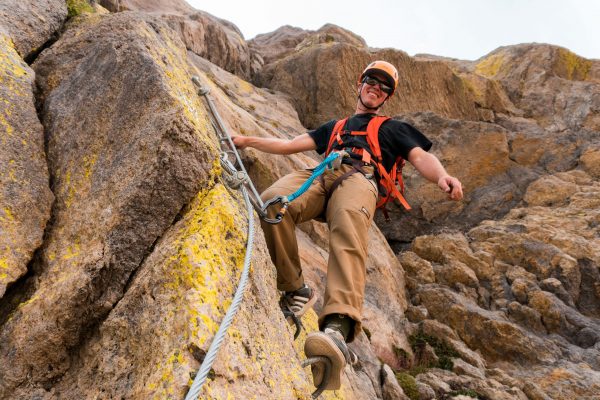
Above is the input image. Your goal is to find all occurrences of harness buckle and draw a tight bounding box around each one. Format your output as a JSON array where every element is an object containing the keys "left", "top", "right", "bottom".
[{"left": 329, "top": 150, "right": 346, "bottom": 170}]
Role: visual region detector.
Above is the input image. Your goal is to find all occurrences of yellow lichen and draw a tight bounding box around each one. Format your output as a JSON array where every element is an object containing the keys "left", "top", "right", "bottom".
[
  {"left": 2, "top": 207, "right": 14, "bottom": 221},
  {"left": 147, "top": 183, "right": 247, "bottom": 398},
  {"left": 237, "top": 79, "right": 254, "bottom": 94},
  {"left": 145, "top": 178, "right": 339, "bottom": 399},
  {"left": 475, "top": 53, "right": 506, "bottom": 78},
  {"left": 458, "top": 74, "right": 487, "bottom": 105},
  {"left": 61, "top": 242, "right": 81, "bottom": 260},
  {"left": 0, "top": 258, "right": 8, "bottom": 271},
  {"left": 555, "top": 48, "right": 592, "bottom": 81},
  {"left": 0, "top": 33, "right": 31, "bottom": 146},
  {"left": 61, "top": 151, "right": 97, "bottom": 209},
  {"left": 0, "top": 35, "right": 28, "bottom": 78},
  {"left": 0, "top": 114, "right": 14, "bottom": 136},
  {"left": 83, "top": 154, "right": 97, "bottom": 179}
]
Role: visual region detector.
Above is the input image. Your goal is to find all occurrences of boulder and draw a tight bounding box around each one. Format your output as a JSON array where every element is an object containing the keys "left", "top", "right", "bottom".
[
  {"left": 0, "top": 0, "right": 67, "bottom": 60},
  {"left": 417, "top": 285, "right": 559, "bottom": 364},
  {"left": 507, "top": 301, "right": 547, "bottom": 334},
  {"left": 517, "top": 363, "right": 600, "bottom": 400},
  {"left": 99, "top": 0, "right": 254, "bottom": 79},
  {"left": 524, "top": 175, "right": 579, "bottom": 206},
  {"left": 398, "top": 251, "right": 435, "bottom": 284},
  {"left": 161, "top": 12, "right": 254, "bottom": 79},
  {"left": 468, "top": 44, "right": 600, "bottom": 132},
  {"left": 52, "top": 185, "right": 319, "bottom": 399},
  {"left": 0, "top": 33, "right": 53, "bottom": 299},
  {"left": 452, "top": 358, "right": 485, "bottom": 380},
  {"left": 0, "top": 13, "right": 217, "bottom": 395},
  {"left": 249, "top": 25, "right": 309, "bottom": 66},
  {"left": 420, "top": 319, "right": 486, "bottom": 370},
  {"left": 580, "top": 146, "right": 600, "bottom": 178},
  {"left": 381, "top": 364, "right": 410, "bottom": 400},
  {"left": 249, "top": 23, "right": 367, "bottom": 66},
  {"left": 412, "top": 232, "right": 493, "bottom": 282},
  {"left": 433, "top": 260, "right": 479, "bottom": 288}
]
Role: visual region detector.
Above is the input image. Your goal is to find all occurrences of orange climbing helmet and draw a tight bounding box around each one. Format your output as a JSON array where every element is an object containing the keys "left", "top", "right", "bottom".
[{"left": 358, "top": 60, "right": 399, "bottom": 96}]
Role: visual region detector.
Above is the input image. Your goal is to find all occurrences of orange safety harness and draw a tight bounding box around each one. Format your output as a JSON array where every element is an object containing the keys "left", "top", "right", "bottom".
[{"left": 325, "top": 116, "right": 411, "bottom": 217}]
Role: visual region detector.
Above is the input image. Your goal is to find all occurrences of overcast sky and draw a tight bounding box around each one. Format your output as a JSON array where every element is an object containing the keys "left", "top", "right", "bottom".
[{"left": 187, "top": 0, "right": 599, "bottom": 61}]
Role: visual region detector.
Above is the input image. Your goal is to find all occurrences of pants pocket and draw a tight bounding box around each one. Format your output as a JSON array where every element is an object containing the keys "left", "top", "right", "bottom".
[{"left": 359, "top": 206, "right": 371, "bottom": 220}]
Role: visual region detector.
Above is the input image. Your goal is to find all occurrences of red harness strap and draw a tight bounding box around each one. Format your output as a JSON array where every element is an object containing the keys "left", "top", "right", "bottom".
[{"left": 326, "top": 116, "right": 411, "bottom": 211}]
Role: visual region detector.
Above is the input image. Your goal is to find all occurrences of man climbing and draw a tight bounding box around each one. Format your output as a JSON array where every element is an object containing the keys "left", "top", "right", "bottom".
[{"left": 232, "top": 60, "right": 463, "bottom": 390}]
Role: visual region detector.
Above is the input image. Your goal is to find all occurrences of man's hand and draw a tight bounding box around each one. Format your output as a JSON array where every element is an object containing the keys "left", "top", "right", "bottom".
[
  {"left": 231, "top": 135, "right": 248, "bottom": 149},
  {"left": 438, "top": 175, "right": 463, "bottom": 201},
  {"left": 407, "top": 148, "right": 464, "bottom": 201}
]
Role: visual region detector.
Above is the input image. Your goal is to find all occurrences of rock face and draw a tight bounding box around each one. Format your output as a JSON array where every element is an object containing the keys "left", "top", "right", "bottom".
[
  {"left": 255, "top": 43, "right": 479, "bottom": 129},
  {"left": 0, "top": 0, "right": 67, "bottom": 60},
  {"left": 0, "top": 8, "right": 411, "bottom": 400},
  {"left": 376, "top": 47, "right": 600, "bottom": 247},
  {"left": 52, "top": 184, "right": 321, "bottom": 400},
  {"left": 0, "top": 33, "right": 53, "bottom": 299},
  {"left": 0, "top": 12, "right": 218, "bottom": 396},
  {"left": 0, "top": 1, "right": 599, "bottom": 399},
  {"left": 466, "top": 44, "right": 600, "bottom": 132},
  {"left": 404, "top": 173, "right": 600, "bottom": 399},
  {"left": 249, "top": 23, "right": 367, "bottom": 66},
  {"left": 99, "top": 0, "right": 255, "bottom": 79}
]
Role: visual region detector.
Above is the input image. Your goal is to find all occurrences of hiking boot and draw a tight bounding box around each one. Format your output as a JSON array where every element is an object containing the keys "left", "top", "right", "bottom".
[
  {"left": 304, "top": 328, "right": 358, "bottom": 390},
  {"left": 280, "top": 284, "right": 316, "bottom": 318}
]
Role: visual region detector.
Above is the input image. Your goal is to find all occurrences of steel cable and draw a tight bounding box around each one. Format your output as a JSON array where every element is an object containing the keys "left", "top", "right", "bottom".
[{"left": 184, "top": 185, "right": 255, "bottom": 400}]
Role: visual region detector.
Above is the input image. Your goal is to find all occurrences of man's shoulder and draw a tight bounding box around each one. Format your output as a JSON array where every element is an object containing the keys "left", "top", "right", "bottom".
[
  {"left": 311, "top": 119, "right": 337, "bottom": 133},
  {"left": 379, "top": 117, "right": 416, "bottom": 132}
]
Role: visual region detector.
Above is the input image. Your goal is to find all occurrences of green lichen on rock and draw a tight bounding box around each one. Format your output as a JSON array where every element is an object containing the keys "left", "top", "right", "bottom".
[
  {"left": 395, "top": 372, "right": 419, "bottom": 400},
  {"left": 66, "top": 0, "right": 94, "bottom": 17},
  {"left": 409, "top": 332, "right": 460, "bottom": 371}
]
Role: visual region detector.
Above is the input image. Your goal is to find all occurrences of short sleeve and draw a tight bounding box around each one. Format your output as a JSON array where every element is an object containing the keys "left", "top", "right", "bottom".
[
  {"left": 308, "top": 119, "right": 337, "bottom": 155},
  {"left": 379, "top": 120, "right": 432, "bottom": 161}
]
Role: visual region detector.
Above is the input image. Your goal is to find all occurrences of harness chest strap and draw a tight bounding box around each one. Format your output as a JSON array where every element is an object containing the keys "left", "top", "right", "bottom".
[{"left": 326, "top": 116, "right": 411, "bottom": 211}]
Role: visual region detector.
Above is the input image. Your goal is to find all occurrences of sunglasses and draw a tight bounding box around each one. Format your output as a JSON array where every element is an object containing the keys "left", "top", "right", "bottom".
[{"left": 362, "top": 76, "right": 393, "bottom": 94}]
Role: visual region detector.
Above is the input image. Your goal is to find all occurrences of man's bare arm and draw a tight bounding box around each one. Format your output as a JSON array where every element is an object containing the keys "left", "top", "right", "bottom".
[
  {"left": 408, "top": 147, "right": 464, "bottom": 200},
  {"left": 232, "top": 133, "right": 317, "bottom": 155}
]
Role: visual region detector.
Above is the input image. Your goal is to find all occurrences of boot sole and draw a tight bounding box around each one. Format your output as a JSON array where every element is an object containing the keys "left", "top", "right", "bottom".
[{"left": 304, "top": 332, "right": 346, "bottom": 390}]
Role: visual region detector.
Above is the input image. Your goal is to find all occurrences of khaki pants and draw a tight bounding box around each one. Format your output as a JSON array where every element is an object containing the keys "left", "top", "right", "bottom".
[{"left": 260, "top": 163, "right": 377, "bottom": 342}]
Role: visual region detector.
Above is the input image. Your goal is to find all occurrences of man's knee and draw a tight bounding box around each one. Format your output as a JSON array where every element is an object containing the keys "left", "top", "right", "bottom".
[{"left": 260, "top": 185, "right": 281, "bottom": 203}]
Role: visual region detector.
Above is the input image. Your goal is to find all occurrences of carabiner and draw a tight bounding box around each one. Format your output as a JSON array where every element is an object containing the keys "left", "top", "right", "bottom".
[{"left": 261, "top": 195, "right": 289, "bottom": 224}]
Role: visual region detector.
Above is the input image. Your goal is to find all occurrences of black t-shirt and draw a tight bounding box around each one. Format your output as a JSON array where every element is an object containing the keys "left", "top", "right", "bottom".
[{"left": 308, "top": 113, "right": 432, "bottom": 172}]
